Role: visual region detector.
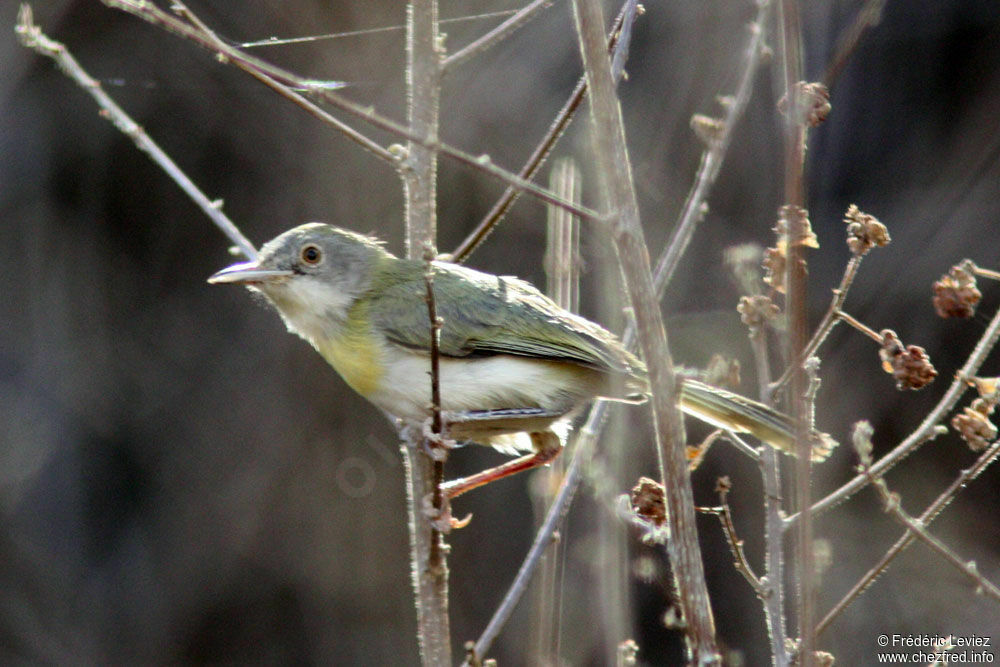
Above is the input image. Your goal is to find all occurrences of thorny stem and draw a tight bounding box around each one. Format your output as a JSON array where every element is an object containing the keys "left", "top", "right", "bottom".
[
  {"left": 697, "top": 481, "right": 765, "bottom": 597},
  {"left": 449, "top": 1, "right": 638, "bottom": 264},
  {"left": 101, "top": 0, "right": 601, "bottom": 222},
  {"left": 14, "top": 5, "right": 258, "bottom": 261},
  {"left": 423, "top": 250, "right": 446, "bottom": 568},
  {"left": 788, "top": 302, "right": 1000, "bottom": 525},
  {"left": 572, "top": 0, "right": 719, "bottom": 661},
  {"left": 442, "top": 0, "right": 555, "bottom": 70},
  {"left": 769, "top": 255, "right": 863, "bottom": 398},
  {"left": 404, "top": 1, "right": 450, "bottom": 664},
  {"left": 776, "top": 0, "right": 816, "bottom": 661},
  {"left": 817, "top": 439, "right": 1000, "bottom": 636},
  {"left": 748, "top": 329, "right": 790, "bottom": 666},
  {"left": 860, "top": 459, "right": 1000, "bottom": 602}
]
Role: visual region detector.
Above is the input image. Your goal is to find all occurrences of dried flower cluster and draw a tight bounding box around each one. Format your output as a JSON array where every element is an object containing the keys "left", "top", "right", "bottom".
[
  {"left": 763, "top": 242, "right": 787, "bottom": 293},
  {"left": 933, "top": 261, "right": 981, "bottom": 319},
  {"left": 631, "top": 476, "right": 667, "bottom": 526},
  {"left": 777, "top": 81, "right": 831, "bottom": 127},
  {"left": 843, "top": 204, "right": 890, "bottom": 256},
  {"left": 738, "top": 294, "right": 781, "bottom": 336},
  {"left": 878, "top": 329, "right": 938, "bottom": 390},
  {"left": 951, "top": 399, "right": 997, "bottom": 452}
]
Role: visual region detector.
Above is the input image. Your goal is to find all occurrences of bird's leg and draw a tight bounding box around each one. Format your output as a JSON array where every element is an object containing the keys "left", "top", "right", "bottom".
[{"left": 439, "top": 430, "right": 563, "bottom": 499}]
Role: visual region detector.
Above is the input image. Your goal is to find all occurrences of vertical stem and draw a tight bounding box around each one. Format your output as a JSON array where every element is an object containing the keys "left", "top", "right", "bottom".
[
  {"left": 777, "top": 0, "right": 814, "bottom": 663},
  {"left": 750, "top": 333, "right": 790, "bottom": 667},
  {"left": 533, "top": 158, "right": 581, "bottom": 663},
  {"left": 570, "top": 0, "right": 718, "bottom": 662},
  {"left": 402, "top": 1, "right": 449, "bottom": 664}
]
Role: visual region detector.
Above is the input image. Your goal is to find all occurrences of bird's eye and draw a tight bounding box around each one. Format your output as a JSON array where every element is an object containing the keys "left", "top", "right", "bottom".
[{"left": 300, "top": 244, "right": 323, "bottom": 266}]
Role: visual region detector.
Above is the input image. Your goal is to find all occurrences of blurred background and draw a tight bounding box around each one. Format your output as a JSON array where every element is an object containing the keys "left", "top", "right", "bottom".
[{"left": 3, "top": 0, "right": 999, "bottom": 664}]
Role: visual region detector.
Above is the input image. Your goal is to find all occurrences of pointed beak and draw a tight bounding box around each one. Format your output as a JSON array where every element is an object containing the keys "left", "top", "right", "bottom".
[{"left": 207, "top": 261, "right": 294, "bottom": 285}]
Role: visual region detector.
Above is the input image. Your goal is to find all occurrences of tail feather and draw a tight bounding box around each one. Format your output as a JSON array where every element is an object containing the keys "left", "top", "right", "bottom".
[{"left": 679, "top": 379, "right": 838, "bottom": 462}]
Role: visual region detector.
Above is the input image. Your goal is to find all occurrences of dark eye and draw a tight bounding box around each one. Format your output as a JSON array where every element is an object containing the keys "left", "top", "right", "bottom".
[{"left": 300, "top": 244, "right": 322, "bottom": 265}]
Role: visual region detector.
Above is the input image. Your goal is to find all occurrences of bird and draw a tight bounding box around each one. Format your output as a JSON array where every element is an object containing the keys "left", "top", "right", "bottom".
[{"left": 208, "top": 223, "right": 836, "bottom": 496}]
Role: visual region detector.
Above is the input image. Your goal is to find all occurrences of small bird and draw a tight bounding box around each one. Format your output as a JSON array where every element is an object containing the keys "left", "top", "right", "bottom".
[{"left": 209, "top": 223, "right": 835, "bottom": 496}]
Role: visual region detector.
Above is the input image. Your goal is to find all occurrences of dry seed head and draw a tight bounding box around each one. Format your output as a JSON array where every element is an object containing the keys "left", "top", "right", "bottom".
[
  {"left": 738, "top": 294, "right": 781, "bottom": 335},
  {"left": 878, "top": 329, "right": 938, "bottom": 390},
  {"left": 951, "top": 403, "right": 997, "bottom": 452},
  {"left": 843, "top": 204, "right": 890, "bottom": 256},
  {"left": 630, "top": 477, "right": 667, "bottom": 526},
  {"left": 777, "top": 81, "right": 832, "bottom": 127},
  {"left": 933, "top": 261, "right": 981, "bottom": 318},
  {"left": 762, "top": 243, "right": 787, "bottom": 293}
]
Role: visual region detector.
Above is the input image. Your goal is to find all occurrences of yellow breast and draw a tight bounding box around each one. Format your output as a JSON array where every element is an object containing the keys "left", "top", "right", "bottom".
[{"left": 316, "top": 332, "right": 383, "bottom": 398}]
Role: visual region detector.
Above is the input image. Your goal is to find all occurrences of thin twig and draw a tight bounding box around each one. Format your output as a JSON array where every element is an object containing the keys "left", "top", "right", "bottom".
[
  {"left": 101, "top": 0, "right": 599, "bottom": 222},
  {"left": 769, "top": 255, "right": 862, "bottom": 397},
  {"left": 748, "top": 310, "right": 791, "bottom": 666},
  {"left": 449, "top": 1, "right": 637, "bottom": 263},
  {"left": 834, "top": 309, "right": 882, "bottom": 343},
  {"left": 817, "top": 439, "right": 1000, "bottom": 636},
  {"left": 15, "top": 4, "right": 258, "bottom": 260},
  {"left": 822, "top": 0, "right": 887, "bottom": 88},
  {"left": 653, "top": 1, "right": 771, "bottom": 292},
  {"left": 442, "top": 0, "right": 555, "bottom": 70},
  {"left": 787, "top": 302, "right": 1000, "bottom": 526},
  {"left": 464, "top": 417, "right": 595, "bottom": 665},
  {"left": 571, "top": 0, "right": 718, "bottom": 661},
  {"left": 170, "top": 0, "right": 396, "bottom": 164},
  {"left": 697, "top": 478, "right": 766, "bottom": 597},
  {"left": 859, "top": 455, "right": 1000, "bottom": 603}
]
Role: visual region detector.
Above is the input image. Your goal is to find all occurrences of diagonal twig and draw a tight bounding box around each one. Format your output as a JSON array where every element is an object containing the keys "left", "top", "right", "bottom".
[
  {"left": 442, "top": 0, "right": 556, "bottom": 71},
  {"left": 856, "top": 438, "right": 1000, "bottom": 603},
  {"left": 15, "top": 4, "right": 258, "bottom": 260},
  {"left": 787, "top": 301, "right": 1000, "bottom": 527},
  {"left": 817, "top": 438, "right": 1000, "bottom": 635},
  {"left": 101, "top": 0, "right": 600, "bottom": 222},
  {"left": 449, "top": 0, "right": 638, "bottom": 263}
]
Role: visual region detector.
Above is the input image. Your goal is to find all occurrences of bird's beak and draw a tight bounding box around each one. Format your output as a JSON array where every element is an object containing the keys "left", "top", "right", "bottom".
[{"left": 207, "top": 261, "right": 294, "bottom": 285}]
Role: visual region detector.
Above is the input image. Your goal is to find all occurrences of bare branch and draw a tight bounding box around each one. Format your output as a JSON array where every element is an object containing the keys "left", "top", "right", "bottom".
[
  {"left": 822, "top": 0, "right": 887, "bottom": 88},
  {"left": 15, "top": 4, "right": 258, "bottom": 260},
  {"left": 857, "top": 446, "right": 1000, "bottom": 603},
  {"left": 442, "top": 0, "right": 555, "bottom": 70},
  {"left": 788, "top": 301, "right": 1000, "bottom": 526},
  {"left": 101, "top": 0, "right": 600, "bottom": 222},
  {"left": 449, "top": 1, "right": 638, "bottom": 263},
  {"left": 653, "top": 1, "right": 771, "bottom": 293},
  {"left": 571, "top": 0, "right": 718, "bottom": 660},
  {"left": 817, "top": 438, "right": 1000, "bottom": 635},
  {"left": 698, "top": 478, "right": 766, "bottom": 597}
]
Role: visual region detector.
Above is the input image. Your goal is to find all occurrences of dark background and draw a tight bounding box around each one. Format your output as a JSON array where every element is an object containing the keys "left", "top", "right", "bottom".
[{"left": 3, "top": 1, "right": 1000, "bottom": 664}]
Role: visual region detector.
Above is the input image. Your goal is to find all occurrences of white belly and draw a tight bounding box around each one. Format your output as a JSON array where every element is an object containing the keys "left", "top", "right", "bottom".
[{"left": 367, "top": 344, "right": 600, "bottom": 426}]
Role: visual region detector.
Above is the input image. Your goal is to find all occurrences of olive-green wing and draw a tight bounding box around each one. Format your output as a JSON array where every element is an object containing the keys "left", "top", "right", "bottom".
[{"left": 370, "top": 260, "right": 643, "bottom": 376}]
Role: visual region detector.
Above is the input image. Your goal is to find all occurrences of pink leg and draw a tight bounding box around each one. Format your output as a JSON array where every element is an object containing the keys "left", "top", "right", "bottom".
[{"left": 439, "top": 431, "right": 562, "bottom": 499}]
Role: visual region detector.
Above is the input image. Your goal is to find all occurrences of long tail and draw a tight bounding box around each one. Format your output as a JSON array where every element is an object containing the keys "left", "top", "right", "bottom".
[{"left": 679, "top": 379, "right": 838, "bottom": 462}]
